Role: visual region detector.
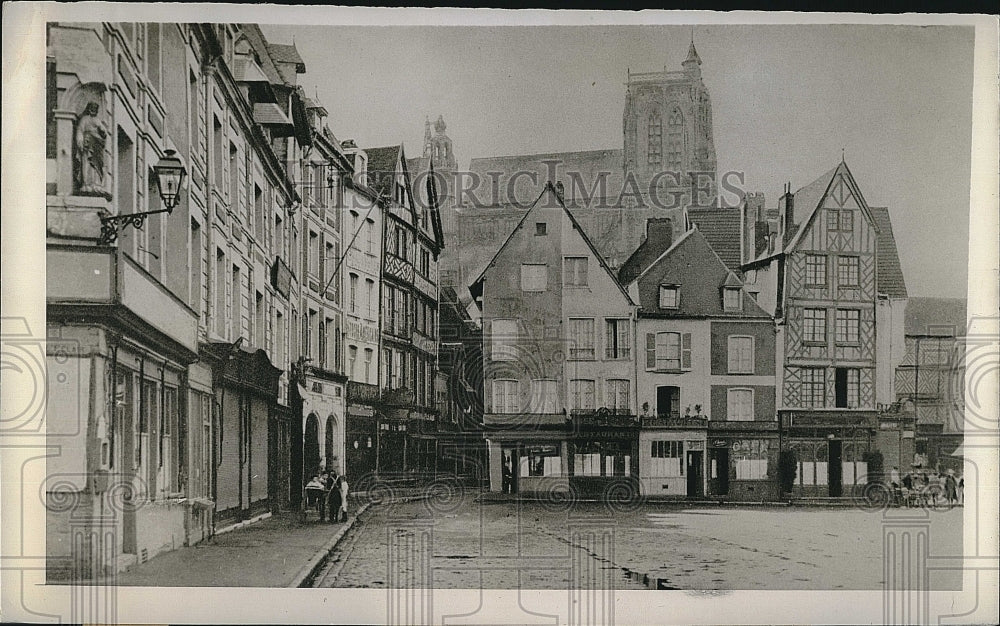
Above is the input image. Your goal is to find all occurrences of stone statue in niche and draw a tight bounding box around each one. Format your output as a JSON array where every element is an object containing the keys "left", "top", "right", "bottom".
[{"left": 74, "top": 101, "right": 110, "bottom": 197}]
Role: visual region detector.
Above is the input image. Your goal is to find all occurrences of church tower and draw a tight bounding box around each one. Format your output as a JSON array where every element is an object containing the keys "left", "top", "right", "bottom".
[
  {"left": 623, "top": 39, "right": 717, "bottom": 207},
  {"left": 424, "top": 115, "right": 458, "bottom": 172}
]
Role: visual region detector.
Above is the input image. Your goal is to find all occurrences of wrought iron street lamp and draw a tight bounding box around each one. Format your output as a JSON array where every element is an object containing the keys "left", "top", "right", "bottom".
[{"left": 98, "top": 149, "right": 187, "bottom": 245}]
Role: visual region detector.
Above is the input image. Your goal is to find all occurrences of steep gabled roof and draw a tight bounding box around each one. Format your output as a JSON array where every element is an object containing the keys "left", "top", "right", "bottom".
[
  {"left": 629, "top": 227, "right": 770, "bottom": 319},
  {"left": 784, "top": 160, "right": 878, "bottom": 254},
  {"left": 869, "top": 207, "right": 908, "bottom": 299},
  {"left": 365, "top": 145, "right": 402, "bottom": 197},
  {"left": 687, "top": 206, "right": 743, "bottom": 270},
  {"left": 237, "top": 25, "right": 288, "bottom": 87},
  {"left": 470, "top": 182, "right": 634, "bottom": 305}
]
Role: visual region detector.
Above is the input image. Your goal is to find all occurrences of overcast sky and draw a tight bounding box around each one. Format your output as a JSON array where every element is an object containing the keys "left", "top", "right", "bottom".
[{"left": 262, "top": 23, "right": 974, "bottom": 299}]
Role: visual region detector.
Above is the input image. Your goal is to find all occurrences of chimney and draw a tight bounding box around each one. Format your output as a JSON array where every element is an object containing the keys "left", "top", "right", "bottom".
[
  {"left": 742, "top": 192, "right": 766, "bottom": 260},
  {"left": 779, "top": 182, "right": 795, "bottom": 244},
  {"left": 645, "top": 218, "right": 673, "bottom": 250}
]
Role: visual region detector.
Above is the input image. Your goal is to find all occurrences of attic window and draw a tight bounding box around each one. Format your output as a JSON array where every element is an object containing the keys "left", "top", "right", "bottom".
[
  {"left": 723, "top": 287, "right": 742, "bottom": 312},
  {"left": 535, "top": 222, "right": 547, "bottom": 236},
  {"left": 658, "top": 285, "right": 679, "bottom": 309}
]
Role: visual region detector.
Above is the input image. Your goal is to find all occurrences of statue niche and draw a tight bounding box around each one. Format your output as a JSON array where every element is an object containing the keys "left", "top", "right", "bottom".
[{"left": 73, "top": 97, "right": 111, "bottom": 199}]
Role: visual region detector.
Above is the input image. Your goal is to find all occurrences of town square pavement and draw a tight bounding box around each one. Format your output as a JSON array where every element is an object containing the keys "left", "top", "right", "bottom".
[{"left": 319, "top": 498, "right": 964, "bottom": 591}]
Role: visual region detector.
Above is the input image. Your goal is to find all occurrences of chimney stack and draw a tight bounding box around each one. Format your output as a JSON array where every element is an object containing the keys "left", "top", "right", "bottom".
[
  {"left": 646, "top": 218, "right": 673, "bottom": 250},
  {"left": 779, "top": 182, "right": 795, "bottom": 245}
]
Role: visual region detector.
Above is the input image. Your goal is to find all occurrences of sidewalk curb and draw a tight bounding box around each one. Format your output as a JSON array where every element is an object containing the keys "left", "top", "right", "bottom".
[
  {"left": 290, "top": 493, "right": 434, "bottom": 588},
  {"left": 289, "top": 502, "right": 372, "bottom": 588}
]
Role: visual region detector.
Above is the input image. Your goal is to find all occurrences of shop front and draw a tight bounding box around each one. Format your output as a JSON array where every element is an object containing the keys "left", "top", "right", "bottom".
[
  {"left": 345, "top": 381, "right": 379, "bottom": 480},
  {"left": 707, "top": 422, "right": 780, "bottom": 501},
  {"left": 638, "top": 417, "right": 708, "bottom": 498},
  {"left": 203, "top": 343, "right": 282, "bottom": 529},
  {"left": 781, "top": 410, "right": 878, "bottom": 498}
]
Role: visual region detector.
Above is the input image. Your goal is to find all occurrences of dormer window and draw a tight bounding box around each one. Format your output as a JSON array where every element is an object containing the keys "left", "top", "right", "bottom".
[
  {"left": 723, "top": 287, "right": 742, "bottom": 311},
  {"left": 395, "top": 182, "right": 406, "bottom": 205},
  {"left": 658, "top": 285, "right": 679, "bottom": 309}
]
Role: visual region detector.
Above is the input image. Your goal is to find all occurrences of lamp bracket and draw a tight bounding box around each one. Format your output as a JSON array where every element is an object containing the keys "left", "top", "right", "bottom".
[{"left": 98, "top": 208, "right": 172, "bottom": 246}]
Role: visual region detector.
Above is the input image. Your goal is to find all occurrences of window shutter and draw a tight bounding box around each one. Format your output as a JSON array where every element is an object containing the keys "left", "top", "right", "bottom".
[
  {"left": 646, "top": 333, "right": 656, "bottom": 370},
  {"left": 580, "top": 258, "right": 588, "bottom": 286},
  {"left": 606, "top": 321, "right": 614, "bottom": 359},
  {"left": 727, "top": 337, "right": 737, "bottom": 373},
  {"left": 681, "top": 333, "right": 692, "bottom": 370}
]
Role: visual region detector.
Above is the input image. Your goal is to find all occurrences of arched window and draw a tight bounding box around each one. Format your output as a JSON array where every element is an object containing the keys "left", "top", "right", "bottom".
[
  {"left": 667, "top": 107, "right": 684, "bottom": 167},
  {"left": 647, "top": 112, "right": 662, "bottom": 165}
]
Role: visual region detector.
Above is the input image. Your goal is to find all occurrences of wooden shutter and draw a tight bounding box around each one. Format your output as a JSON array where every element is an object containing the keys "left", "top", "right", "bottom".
[
  {"left": 681, "top": 333, "right": 692, "bottom": 370},
  {"left": 727, "top": 337, "right": 737, "bottom": 373},
  {"left": 645, "top": 333, "right": 656, "bottom": 370},
  {"left": 580, "top": 258, "right": 588, "bottom": 286}
]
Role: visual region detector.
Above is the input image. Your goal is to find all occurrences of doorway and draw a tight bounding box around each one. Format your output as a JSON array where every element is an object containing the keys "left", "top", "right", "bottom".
[
  {"left": 828, "top": 439, "right": 843, "bottom": 497},
  {"left": 709, "top": 448, "right": 729, "bottom": 496},
  {"left": 687, "top": 450, "right": 704, "bottom": 497}
]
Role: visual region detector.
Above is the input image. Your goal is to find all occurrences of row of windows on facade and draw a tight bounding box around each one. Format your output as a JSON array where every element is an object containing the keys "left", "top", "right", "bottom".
[
  {"left": 516, "top": 260, "right": 746, "bottom": 312},
  {"left": 804, "top": 253, "right": 862, "bottom": 287},
  {"left": 388, "top": 223, "right": 436, "bottom": 277},
  {"left": 101, "top": 368, "right": 214, "bottom": 503},
  {"left": 97, "top": 23, "right": 357, "bottom": 296},
  {"left": 384, "top": 285, "right": 438, "bottom": 339},
  {"left": 491, "top": 378, "right": 631, "bottom": 414},
  {"left": 490, "top": 318, "right": 631, "bottom": 361},
  {"left": 801, "top": 307, "right": 862, "bottom": 345},
  {"left": 382, "top": 347, "right": 436, "bottom": 405},
  {"left": 494, "top": 378, "right": 759, "bottom": 421},
  {"left": 491, "top": 321, "right": 754, "bottom": 374}
]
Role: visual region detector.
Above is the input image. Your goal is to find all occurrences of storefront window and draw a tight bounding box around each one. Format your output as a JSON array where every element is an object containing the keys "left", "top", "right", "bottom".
[
  {"left": 523, "top": 445, "right": 561, "bottom": 477},
  {"left": 650, "top": 440, "right": 684, "bottom": 477},
  {"left": 733, "top": 439, "right": 768, "bottom": 480},
  {"left": 572, "top": 441, "right": 630, "bottom": 477}
]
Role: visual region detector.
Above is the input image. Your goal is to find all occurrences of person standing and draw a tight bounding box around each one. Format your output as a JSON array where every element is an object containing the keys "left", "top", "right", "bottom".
[
  {"left": 501, "top": 455, "right": 512, "bottom": 494},
  {"left": 945, "top": 470, "right": 958, "bottom": 505},
  {"left": 338, "top": 474, "right": 350, "bottom": 522},
  {"left": 329, "top": 474, "right": 343, "bottom": 523}
]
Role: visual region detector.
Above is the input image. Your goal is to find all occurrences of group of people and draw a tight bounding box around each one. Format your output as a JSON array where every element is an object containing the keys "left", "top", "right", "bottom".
[
  {"left": 888, "top": 466, "right": 963, "bottom": 507},
  {"left": 304, "top": 470, "right": 350, "bottom": 522}
]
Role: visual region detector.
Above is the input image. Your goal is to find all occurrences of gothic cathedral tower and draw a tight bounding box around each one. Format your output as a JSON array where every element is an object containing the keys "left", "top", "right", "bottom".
[{"left": 623, "top": 39, "right": 717, "bottom": 207}]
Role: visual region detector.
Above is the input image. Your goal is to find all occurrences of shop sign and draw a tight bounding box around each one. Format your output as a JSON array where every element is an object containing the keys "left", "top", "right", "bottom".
[
  {"left": 271, "top": 257, "right": 293, "bottom": 298},
  {"left": 526, "top": 444, "right": 558, "bottom": 455},
  {"left": 711, "top": 439, "right": 728, "bottom": 448}
]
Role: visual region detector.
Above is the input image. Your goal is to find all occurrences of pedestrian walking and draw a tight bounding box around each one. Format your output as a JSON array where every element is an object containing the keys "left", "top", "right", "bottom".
[
  {"left": 329, "top": 474, "right": 343, "bottom": 523},
  {"left": 958, "top": 475, "right": 964, "bottom": 505},
  {"left": 501, "top": 455, "right": 513, "bottom": 494},
  {"left": 338, "top": 474, "right": 350, "bottom": 522}
]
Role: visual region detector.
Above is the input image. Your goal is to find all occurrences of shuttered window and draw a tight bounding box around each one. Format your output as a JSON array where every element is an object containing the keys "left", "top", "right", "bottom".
[{"left": 645, "top": 332, "right": 692, "bottom": 371}]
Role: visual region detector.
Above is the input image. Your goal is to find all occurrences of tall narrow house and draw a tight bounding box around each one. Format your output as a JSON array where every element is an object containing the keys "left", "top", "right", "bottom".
[
  {"left": 741, "top": 161, "right": 909, "bottom": 497},
  {"left": 368, "top": 144, "right": 444, "bottom": 475},
  {"left": 470, "top": 183, "right": 639, "bottom": 498}
]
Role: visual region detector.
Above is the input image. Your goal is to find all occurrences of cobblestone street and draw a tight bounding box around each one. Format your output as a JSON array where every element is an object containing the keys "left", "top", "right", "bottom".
[{"left": 317, "top": 498, "right": 964, "bottom": 590}]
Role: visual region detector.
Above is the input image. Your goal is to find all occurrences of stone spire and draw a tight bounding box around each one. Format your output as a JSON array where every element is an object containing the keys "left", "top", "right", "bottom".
[{"left": 683, "top": 39, "right": 702, "bottom": 69}]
